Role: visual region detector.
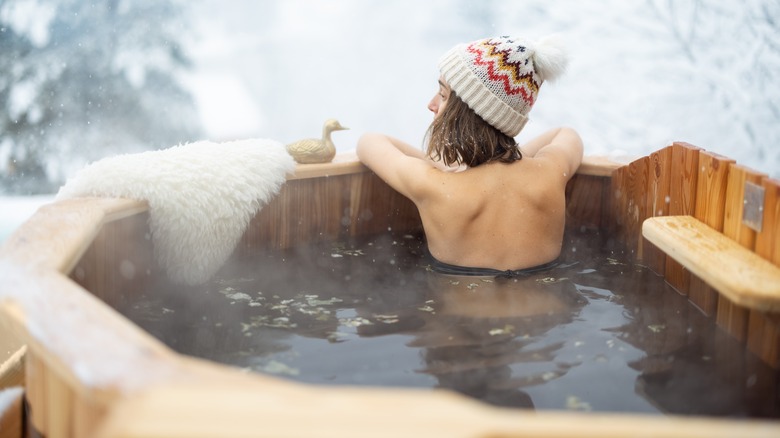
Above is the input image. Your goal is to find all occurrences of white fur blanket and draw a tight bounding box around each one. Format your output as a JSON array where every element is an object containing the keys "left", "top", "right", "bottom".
[{"left": 57, "top": 139, "right": 295, "bottom": 285}]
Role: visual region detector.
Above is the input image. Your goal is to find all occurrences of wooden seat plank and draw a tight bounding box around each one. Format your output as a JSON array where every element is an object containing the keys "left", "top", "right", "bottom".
[{"left": 643, "top": 215, "right": 780, "bottom": 312}]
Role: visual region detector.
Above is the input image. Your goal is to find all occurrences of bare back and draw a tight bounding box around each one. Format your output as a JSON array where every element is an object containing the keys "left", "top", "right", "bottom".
[
  {"left": 356, "top": 128, "right": 583, "bottom": 272},
  {"left": 419, "top": 156, "right": 567, "bottom": 270}
]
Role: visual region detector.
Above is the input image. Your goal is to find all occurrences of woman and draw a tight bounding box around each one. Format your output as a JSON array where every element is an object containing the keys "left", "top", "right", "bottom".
[{"left": 357, "top": 35, "right": 583, "bottom": 277}]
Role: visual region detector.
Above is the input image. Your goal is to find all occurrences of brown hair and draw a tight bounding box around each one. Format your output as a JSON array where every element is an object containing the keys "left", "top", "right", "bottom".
[{"left": 426, "top": 91, "right": 521, "bottom": 168}]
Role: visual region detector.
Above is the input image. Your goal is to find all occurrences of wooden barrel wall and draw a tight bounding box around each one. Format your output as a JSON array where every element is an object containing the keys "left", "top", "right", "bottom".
[
  {"left": 611, "top": 141, "right": 780, "bottom": 368},
  {"left": 239, "top": 171, "right": 422, "bottom": 253}
]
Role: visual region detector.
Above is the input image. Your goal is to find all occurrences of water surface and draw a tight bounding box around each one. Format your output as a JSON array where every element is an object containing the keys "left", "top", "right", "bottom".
[{"left": 121, "top": 230, "right": 780, "bottom": 417}]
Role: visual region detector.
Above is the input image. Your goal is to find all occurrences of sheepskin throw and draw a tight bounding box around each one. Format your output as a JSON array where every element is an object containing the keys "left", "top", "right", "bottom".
[{"left": 57, "top": 139, "right": 295, "bottom": 285}]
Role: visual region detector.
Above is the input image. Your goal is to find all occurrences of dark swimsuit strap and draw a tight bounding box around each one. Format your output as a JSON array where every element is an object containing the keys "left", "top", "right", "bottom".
[{"left": 427, "top": 252, "right": 560, "bottom": 278}]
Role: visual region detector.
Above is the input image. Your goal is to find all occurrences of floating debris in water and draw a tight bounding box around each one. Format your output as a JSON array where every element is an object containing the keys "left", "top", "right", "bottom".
[
  {"left": 261, "top": 360, "right": 300, "bottom": 376},
  {"left": 566, "top": 395, "right": 592, "bottom": 411},
  {"left": 466, "top": 283, "right": 479, "bottom": 290},
  {"left": 330, "top": 243, "right": 366, "bottom": 257},
  {"left": 374, "top": 314, "right": 400, "bottom": 324},
  {"left": 488, "top": 324, "right": 515, "bottom": 336},
  {"left": 339, "top": 316, "right": 373, "bottom": 327},
  {"left": 304, "top": 294, "right": 343, "bottom": 306},
  {"left": 219, "top": 287, "right": 264, "bottom": 307},
  {"left": 417, "top": 305, "right": 435, "bottom": 313},
  {"left": 243, "top": 315, "right": 298, "bottom": 331},
  {"left": 327, "top": 331, "right": 349, "bottom": 343},
  {"left": 647, "top": 324, "right": 666, "bottom": 333},
  {"left": 538, "top": 277, "right": 569, "bottom": 284}
]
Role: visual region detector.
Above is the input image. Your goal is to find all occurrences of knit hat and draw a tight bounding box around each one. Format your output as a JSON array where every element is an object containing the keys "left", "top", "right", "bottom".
[{"left": 438, "top": 35, "right": 568, "bottom": 137}]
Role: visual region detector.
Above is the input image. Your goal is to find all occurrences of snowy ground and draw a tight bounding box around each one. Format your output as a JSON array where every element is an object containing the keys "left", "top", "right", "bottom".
[{"left": 0, "top": 195, "right": 55, "bottom": 243}]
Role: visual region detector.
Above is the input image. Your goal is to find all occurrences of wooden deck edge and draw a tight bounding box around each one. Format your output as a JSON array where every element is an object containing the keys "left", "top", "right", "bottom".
[
  {"left": 288, "top": 151, "right": 622, "bottom": 180},
  {"left": 643, "top": 216, "right": 780, "bottom": 312},
  {"left": 94, "top": 376, "right": 780, "bottom": 438},
  {"left": 0, "top": 387, "right": 24, "bottom": 438},
  {"left": 0, "top": 197, "right": 148, "bottom": 273},
  {"left": 0, "top": 346, "right": 25, "bottom": 391}
]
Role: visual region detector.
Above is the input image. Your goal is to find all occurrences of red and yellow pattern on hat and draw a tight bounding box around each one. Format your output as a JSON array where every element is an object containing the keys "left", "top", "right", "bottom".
[{"left": 465, "top": 37, "right": 541, "bottom": 106}]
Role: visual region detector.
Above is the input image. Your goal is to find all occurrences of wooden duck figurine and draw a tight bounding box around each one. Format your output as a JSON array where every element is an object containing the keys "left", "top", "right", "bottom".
[{"left": 286, "top": 119, "right": 348, "bottom": 164}]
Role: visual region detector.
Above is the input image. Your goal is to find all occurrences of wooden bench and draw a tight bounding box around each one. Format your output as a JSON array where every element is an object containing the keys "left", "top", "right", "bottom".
[{"left": 643, "top": 215, "right": 780, "bottom": 312}]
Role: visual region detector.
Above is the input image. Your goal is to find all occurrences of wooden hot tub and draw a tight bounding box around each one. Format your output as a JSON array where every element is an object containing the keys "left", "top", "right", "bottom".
[{"left": 1, "top": 142, "right": 779, "bottom": 437}]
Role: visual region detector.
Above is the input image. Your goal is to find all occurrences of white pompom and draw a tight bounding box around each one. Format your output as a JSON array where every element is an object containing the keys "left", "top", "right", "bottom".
[{"left": 531, "top": 34, "right": 568, "bottom": 83}]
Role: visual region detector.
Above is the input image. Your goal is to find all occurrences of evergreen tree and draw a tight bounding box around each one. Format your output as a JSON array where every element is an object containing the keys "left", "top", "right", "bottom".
[{"left": 0, "top": 0, "right": 202, "bottom": 194}]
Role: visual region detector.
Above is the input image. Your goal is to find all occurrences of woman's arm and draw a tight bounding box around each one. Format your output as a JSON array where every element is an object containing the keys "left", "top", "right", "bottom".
[
  {"left": 523, "top": 127, "right": 584, "bottom": 179},
  {"left": 382, "top": 135, "right": 428, "bottom": 159},
  {"left": 357, "top": 133, "right": 439, "bottom": 201},
  {"left": 375, "top": 135, "right": 458, "bottom": 172}
]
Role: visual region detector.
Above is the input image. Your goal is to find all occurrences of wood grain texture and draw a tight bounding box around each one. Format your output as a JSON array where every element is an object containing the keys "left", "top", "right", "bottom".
[
  {"left": 688, "top": 151, "right": 735, "bottom": 315},
  {"left": 643, "top": 216, "right": 780, "bottom": 312},
  {"left": 663, "top": 143, "right": 701, "bottom": 295},
  {"left": 4, "top": 150, "right": 780, "bottom": 437},
  {"left": 717, "top": 165, "right": 767, "bottom": 341},
  {"left": 0, "top": 346, "right": 25, "bottom": 391},
  {"left": 748, "top": 178, "right": 780, "bottom": 368},
  {"left": 0, "top": 387, "right": 24, "bottom": 438},
  {"left": 641, "top": 146, "right": 673, "bottom": 275},
  {"left": 565, "top": 174, "right": 610, "bottom": 232}
]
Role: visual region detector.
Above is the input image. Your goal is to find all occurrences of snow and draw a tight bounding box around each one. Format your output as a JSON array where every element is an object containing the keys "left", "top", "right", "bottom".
[
  {"left": 183, "top": 0, "right": 780, "bottom": 178},
  {"left": 0, "top": 194, "right": 53, "bottom": 243},
  {"left": 0, "top": 0, "right": 54, "bottom": 47}
]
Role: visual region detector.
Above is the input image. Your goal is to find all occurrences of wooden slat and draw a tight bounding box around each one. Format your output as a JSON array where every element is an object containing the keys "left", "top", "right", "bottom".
[
  {"left": 609, "top": 156, "right": 650, "bottom": 258},
  {"left": 663, "top": 143, "right": 701, "bottom": 295},
  {"left": 609, "top": 162, "right": 627, "bottom": 237},
  {"left": 25, "top": 351, "right": 47, "bottom": 436},
  {"left": 748, "top": 178, "right": 780, "bottom": 368},
  {"left": 577, "top": 155, "right": 625, "bottom": 177},
  {"left": 0, "top": 346, "right": 25, "bottom": 391},
  {"left": 565, "top": 174, "right": 610, "bottom": 232},
  {"left": 694, "top": 152, "right": 735, "bottom": 231},
  {"left": 688, "top": 151, "right": 735, "bottom": 315},
  {"left": 747, "top": 313, "right": 780, "bottom": 369},
  {"left": 0, "top": 387, "right": 24, "bottom": 438},
  {"left": 717, "top": 165, "right": 767, "bottom": 341},
  {"left": 289, "top": 152, "right": 624, "bottom": 180},
  {"left": 756, "top": 178, "right": 780, "bottom": 264},
  {"left": 631, "top": 157, "right": 651, "bottom": 258},
  {"left": 723, "top": 164, "right": 766, "bottom": 247},
  {"left": 0, "top": 198, "right": 148, "bottom": 274},
  {"left": 45, "top": 365, "right": 74, "bottom": 438},
  {"left": 241, "top": 172, "right": 421, "bottom": 253},
  {"left": 641, "top": 146, "right": 673, "bottom": 275},
  {"left": 348, "top": 172, "right": 421, "bottom": 238},
  {"left": 643, "top": 215, "right": 780, "bottom": 312},
  {"left": 69, "top": 212, "right": 155, "bottom": 313},
  {"left": 94, "top": 380, "right": 780, "bottom": 438}
]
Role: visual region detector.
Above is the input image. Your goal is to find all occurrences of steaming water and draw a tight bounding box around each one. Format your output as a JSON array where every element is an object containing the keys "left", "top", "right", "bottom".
[{"left": 121, "top": 230, "right": 779, "bottom": 417}]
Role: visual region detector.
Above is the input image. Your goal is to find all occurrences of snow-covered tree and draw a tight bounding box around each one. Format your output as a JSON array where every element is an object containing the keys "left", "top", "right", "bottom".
[
  {"left": 0, "top": 0, "right": 202, "bottom": 194},
  {"left": 647, "top": 0, "right": 780, "bottom": 174}
]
